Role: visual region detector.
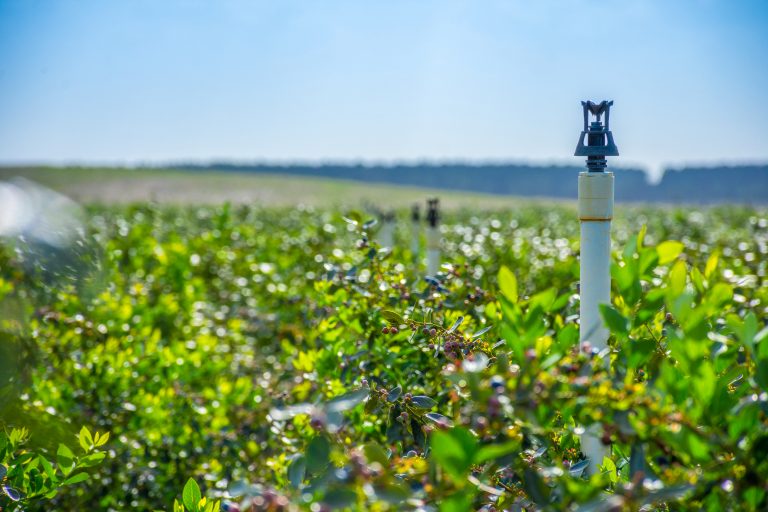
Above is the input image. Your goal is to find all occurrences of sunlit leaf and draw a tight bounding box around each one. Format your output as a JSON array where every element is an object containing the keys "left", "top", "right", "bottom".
[{"left": 657, "top": 240, "right": 684, "bottom": 265}]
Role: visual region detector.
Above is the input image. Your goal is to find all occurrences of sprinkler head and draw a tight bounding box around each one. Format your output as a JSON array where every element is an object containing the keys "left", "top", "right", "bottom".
[
  {"left": 574, "top": 100, "right": 619, "bottom": 172},
  {"left": 426, "top": 198, "right": 439, "bottom": 228},
  {"left": 411, "top": 204, "right": 420, "bottom": 222}
]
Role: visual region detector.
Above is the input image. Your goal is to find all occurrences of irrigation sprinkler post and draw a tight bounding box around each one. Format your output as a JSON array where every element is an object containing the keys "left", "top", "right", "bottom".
[
  {"left": 378, "top": 211, "right": 395, "bottom": 249},
  {"left": 411, "top": 204, "right": 421, "bottom": 259},
  {"left": 574, "top": 100, "right": 619, "bottom": 472},
  {"left": 426, "top": 198, "right": 440, "bottom": 276}
]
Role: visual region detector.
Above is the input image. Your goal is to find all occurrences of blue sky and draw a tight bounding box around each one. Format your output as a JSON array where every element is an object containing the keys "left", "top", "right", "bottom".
[{"left": 0, "top": 0, "right": 766, "bottom": 178}]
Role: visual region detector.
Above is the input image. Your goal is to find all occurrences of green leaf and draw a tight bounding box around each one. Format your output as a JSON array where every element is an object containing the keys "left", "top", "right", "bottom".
[
  {"left": 381, "top": 310, "right": 404, "bottom": 325},
  {"left": 38, "top": 456, "right": 57, "bottom": 482},
  {"left": 530, "top": 287, "right": 557, "bottom": 312},
  {"left": 706, "top": 282, "right": 732, "bottom": 310},
  {"left": 744, "top": 312, "right": 759, "bottom": 348},
  {"left": 611, "top": 262, "right": 635, "bottom": 293},
  {"left": 287, "top": 455, "right": 306, "bottom": 488},
  {"left": 627, "top": 338, "right": 656, "bottom": 368},
  {"left": 63, "top": 472, "right": 89, "bottom": 486},
  {"left": 683, "top": 431, "right": 710, "bottom": 462},
  {"left": 638, "top": 247, "right": 659, "bottom": 276},
  {"left": 691, "top": 361, "right": 717, "bottom": 408},
  {"left": 668, "top": 260, "right": 687, "bottom": 295},
  {"left": 690, "top": 267, "right": 705, "bottom": 294},
  {"left": 94, "top": 432, "right": 110, "bottom": 447},
  {"left": 568, "top": 459, "right": 590, "bottom": 478},
  {"left": 387, "top": 385, "right": 402, "bottom": 402},
  {"left": 447, "top": 316, "right": 464, "bottom": 333},
  {"left": 523, "top": 468, "right": 550, "bottom": 505},
  {"left": 439, "top": 490, "right": 474, "bottom": 512},
  {"left": 363, "top": 443, "right": 389, "bottom": 466},
  {"left": 471, "top": 326, "right": 492, "bottom": 339},
  {"left": 657, "top": 240, "right": 684, "bottom": 265},
  {"left": 57, "top": 444, "right": 75, "bottom": 474},
  {"left": 474, "top": 441, "right": 519, "bottom": 464},
  {"left": 78, "top": 452, "right": 106, "bottom": 468},
  {"left": 323, "top": 487, "right": 357, "bottom": 507},
  {"left": 2, "top": 485, "right": 21, "bottom": 501},
  {"left": 372, "top": 480, "right": 410, "bottom": 504},
  {"left": 622, "top": 231, "right": 638, "bottom": 260},
  {"left": 704, "top": 250, "right": 719, "bottom": 279},
  {"left": 182, "top": 478, "right": 202, "bottom": 512},
  {"left": 425, "top": 412, "right": 454, "bottom": 428},
  {"left": 601, "top": 457, "right": 618, "bottom": 484},
  {"left": 305, "top": 436, "right": 331, "bottom": 474},
  {"left": 325, "top": 387, "right": 369, "bottom": 413},
  {"left": 756, "top": 359, "right": 768, "bottom": 392},
  {"left": 637, "top": 224, "right": 647, "bottom": 250},
  {"left": 600, "top": 305, "right": 629, "bottom": 336},
  {"left": 498, "top": 266, "right": 518, "bottom": 303},
  {"left": 410, "top": 395, "right": 437, "bottom": 409},
  {"left": 744, "top": 487, "right": 766, "bottom": 509},
  {"left": 430, "top": 428, "right": 477, "bottom": 480},
  {"left": 78, "top": 426, "right": 93, "bottom": 451}
]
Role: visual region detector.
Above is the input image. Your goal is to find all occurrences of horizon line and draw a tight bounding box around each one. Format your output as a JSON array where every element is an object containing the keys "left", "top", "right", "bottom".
[{"left": 2, "top": 157, "right": 768, "bottom": 174}]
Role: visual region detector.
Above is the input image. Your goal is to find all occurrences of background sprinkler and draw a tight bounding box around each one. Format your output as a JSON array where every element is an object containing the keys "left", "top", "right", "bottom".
[
  {"left": 426, "top": 198, "right": 440, "bottom": 276},
  {"left": 411, "top": 204, "right": 421, "bottom": 258}
]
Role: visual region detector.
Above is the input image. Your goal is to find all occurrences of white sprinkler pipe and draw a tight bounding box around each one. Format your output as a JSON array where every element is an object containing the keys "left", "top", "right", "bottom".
[
  {"left": 411, "top": 205, "right": 421, "bottom": 257},
  {"left": 578, "top": 169, "right": 614, "bottom": 471},
  {"left": 378, "top": 219, "right": 395, "bottom": 249},
  {"left": 426, "top": 226, "right": 440, "bottom": 276},
  {"left": 411, "top": 220, "right": 421, "bottom": 257}
]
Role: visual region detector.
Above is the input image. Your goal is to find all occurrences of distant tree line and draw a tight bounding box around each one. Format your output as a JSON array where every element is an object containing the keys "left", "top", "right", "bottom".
[{"left": 173, "top": 163, "right": 768, "bottom": 204}]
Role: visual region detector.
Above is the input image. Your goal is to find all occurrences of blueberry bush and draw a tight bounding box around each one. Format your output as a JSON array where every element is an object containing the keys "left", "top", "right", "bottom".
[{"left": 0, "top": 203, "right": 766, "bottom": 510}]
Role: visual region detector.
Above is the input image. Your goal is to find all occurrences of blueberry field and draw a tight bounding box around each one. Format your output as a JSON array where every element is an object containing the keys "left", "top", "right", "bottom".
[{"left": 1, "top": 202, "right": 767, "bottom": 511}]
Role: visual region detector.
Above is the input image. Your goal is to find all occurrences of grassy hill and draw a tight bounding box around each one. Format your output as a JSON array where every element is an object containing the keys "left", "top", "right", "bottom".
[{"left": 0, "top": 166, "right": 553, "bottom": 209}]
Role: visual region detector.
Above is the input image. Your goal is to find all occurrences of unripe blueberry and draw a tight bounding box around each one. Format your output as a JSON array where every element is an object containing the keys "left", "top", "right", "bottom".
[
  {"left": 390, "top": 326, "right": 399, "bottom": 335},
  {"left": 381, "top": 326, "right": 390, "bottom": 334}
]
